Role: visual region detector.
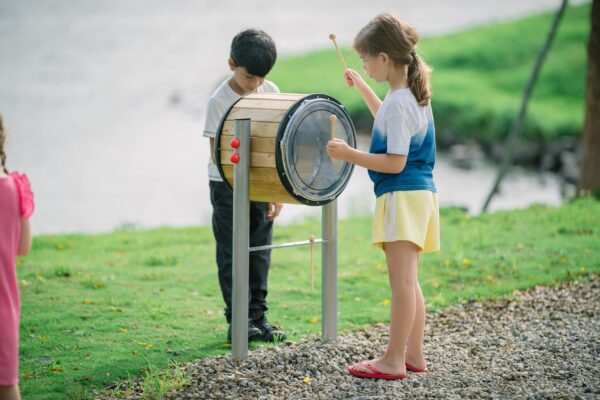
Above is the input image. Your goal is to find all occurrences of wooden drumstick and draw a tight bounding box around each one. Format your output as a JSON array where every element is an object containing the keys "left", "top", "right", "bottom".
[
  {"left": 330, "top": 114, "right": 337, "bottom": 141},
  {"left": 309, "top": 235, "right": 315, "bottom": 291},
  {"left": 329, "top": 34, "right": 348, "bottom": 70}
]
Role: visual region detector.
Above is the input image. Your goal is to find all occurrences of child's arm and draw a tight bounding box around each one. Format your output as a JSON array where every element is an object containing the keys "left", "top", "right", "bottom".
[
  {"left": 17, "top": 218, "right": 32, "bottom": 256},
  {"left": 210, "top": 138, "right": 216, "bottom": 163},
  {"left": 204, "top": 98, "right": 225, "bottom": 164},
  {"left": 326, "top": 138, "right": 407, "bottom": 174},
  {"left": 345, "top": 69, "right": 381, "bottom": 117},
  {"left": 267, "top": 203, "right": 283, "bottom": 221}
]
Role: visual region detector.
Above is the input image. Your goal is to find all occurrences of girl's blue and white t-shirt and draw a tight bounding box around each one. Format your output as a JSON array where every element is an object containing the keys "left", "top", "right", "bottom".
[{"left": 369, "top": 88, "right": 436, "bottom": 197}]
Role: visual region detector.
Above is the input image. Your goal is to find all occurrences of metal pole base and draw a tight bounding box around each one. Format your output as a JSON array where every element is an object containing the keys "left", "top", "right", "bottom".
[
  {"left": 322, "top": 200, "right": 338, "bottom": 342},
  {"left": 231, "top": 118, "right": 251, "bottom": 360}
]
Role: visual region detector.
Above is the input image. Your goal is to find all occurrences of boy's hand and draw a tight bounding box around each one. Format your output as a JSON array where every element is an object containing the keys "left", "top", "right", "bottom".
[
  {"left": 326, "top": 138, "right": 352, "bottom": 161},
  {"left": 344, "top": 69, "right": 368, "bottom": 92},
  {"left": 267, "top": 203, "right": 283, "bottom": 221}
]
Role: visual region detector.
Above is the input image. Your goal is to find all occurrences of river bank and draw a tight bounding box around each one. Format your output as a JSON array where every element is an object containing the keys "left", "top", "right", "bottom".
[
  {"left": 269, "top": 2, "right": 589, "bottom": 197},
  {"left": 0, "top": 0, "right": 584, "bottom": 235}
]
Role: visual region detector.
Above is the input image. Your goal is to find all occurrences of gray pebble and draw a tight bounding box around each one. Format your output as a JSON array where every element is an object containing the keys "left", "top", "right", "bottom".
[{"left": 99, "top": 276, "right": 600, "bottom": 400}]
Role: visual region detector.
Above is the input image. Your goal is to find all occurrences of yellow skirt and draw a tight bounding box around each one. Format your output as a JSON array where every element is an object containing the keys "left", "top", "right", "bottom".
[{"left": 372, "top": 190, "right": 440, "bottom": 253}]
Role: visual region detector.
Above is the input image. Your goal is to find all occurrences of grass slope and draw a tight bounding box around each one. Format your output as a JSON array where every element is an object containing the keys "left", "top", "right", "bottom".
[{"left": 269, "top": 4, "right": 590, "bottom": 144}]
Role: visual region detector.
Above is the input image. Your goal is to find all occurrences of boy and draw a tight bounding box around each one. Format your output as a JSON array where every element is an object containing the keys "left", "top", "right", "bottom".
[{"left": 203, "top": 29, "right": 286, "bottom": 343}]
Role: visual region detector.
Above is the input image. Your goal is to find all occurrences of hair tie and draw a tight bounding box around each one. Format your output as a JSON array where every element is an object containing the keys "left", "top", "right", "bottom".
[{"left": 408, "top": 49, "right": 417, "bottom": 66}]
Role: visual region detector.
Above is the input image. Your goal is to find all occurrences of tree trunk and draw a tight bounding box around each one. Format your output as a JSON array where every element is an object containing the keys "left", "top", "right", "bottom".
[
  {"left": 579, "top": 0, "right": 600, "bottom": 193},
  {"left": 481, "top": 0, "right": 567, "bottom": 213}
]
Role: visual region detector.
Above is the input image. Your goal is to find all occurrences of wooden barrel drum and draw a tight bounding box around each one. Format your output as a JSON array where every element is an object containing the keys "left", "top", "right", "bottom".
[{"left": 215, "top": 93, "right": 356, "bottom": 205}]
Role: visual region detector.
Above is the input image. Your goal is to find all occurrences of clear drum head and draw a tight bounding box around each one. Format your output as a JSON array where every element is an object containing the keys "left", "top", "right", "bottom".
[{"left": 278, "top": 95, "right": 355, "bottom": 205}]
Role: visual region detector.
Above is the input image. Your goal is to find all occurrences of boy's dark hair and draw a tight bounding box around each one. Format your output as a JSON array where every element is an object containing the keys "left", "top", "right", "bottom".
[{"left": 230, "top": 29, "right": 277, "bottom": 77}]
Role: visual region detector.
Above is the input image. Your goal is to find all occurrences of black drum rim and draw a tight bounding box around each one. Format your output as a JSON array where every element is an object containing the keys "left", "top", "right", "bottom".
[
  {"left": 215, "top": 93, "right": 356, "bottom": 205},
  {"left": 275, "top": 93, "right": 356, "bottom": 206},
  {"left": 275, "top": 94, "right": 356, "bottom": 206},
  {"left": 214, "top": 96, "right": 245, "bottom": 193}
]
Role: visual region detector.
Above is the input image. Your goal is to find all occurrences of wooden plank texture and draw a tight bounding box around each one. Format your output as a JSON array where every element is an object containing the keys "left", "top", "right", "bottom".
[
  {"left": 226, "top": 108, "right": 286, "bottom": 122},
  {"left": 220, "top": 150, "right": 276, "bottom": 168},
  {"left": 220, "top": 121, "right": 279, "bottom": 138},
  {"left": 222, "top": 166, "right": 280, "bottom": 183}
]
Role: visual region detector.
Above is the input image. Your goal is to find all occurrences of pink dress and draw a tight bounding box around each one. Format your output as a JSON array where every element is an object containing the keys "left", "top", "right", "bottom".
[{"left": 0, "top": 172, "right": 33, "bottom": 386}]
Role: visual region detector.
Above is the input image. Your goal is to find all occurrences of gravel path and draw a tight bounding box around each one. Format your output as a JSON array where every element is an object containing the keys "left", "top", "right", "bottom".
[{"left": 109, "top": 276, "right": 600, "bottom": 399}]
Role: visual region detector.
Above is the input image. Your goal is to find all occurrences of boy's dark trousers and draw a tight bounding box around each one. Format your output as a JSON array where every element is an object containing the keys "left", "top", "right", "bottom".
[{"left": 209, "top": 180, "right": 272, "bottom": 324}]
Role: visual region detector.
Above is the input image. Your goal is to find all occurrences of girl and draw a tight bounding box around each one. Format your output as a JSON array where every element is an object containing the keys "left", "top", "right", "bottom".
[
  {"left": 326, "top": 14, "right": 439, "bottom": 380},
  {"left": 0, "top": 114, "right": 34, "bottom": 400}
]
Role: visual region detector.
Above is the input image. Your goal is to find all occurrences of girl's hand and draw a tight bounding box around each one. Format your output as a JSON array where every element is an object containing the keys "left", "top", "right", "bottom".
[
  {"left": 326, "top": 138, "right": 352, "bottom": 161},
  {"left": 344, "top": 69, "right": 368, "bottom": 92},
  {"left": 267, "top": 203, "right": 283, "bottom": 221}
]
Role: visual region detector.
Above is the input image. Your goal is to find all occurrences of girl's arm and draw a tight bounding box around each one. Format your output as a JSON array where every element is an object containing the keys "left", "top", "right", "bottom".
[
  {"left": 345, "top": 69, "right": 381, "bottom": 117},
  {"left": 17, "top": 218, "right": 32, "bottom": 256},
  {"left": 326, "top": 139, "right": 407, "bottom": 174}
]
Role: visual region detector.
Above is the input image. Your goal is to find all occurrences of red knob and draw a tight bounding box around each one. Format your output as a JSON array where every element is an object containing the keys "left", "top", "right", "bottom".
[
  {"left": 230, "top": 138, "right": 240, "bottom": 149},
  {"left": 230, "top": 153, "right": 240, "bottom": 164}
]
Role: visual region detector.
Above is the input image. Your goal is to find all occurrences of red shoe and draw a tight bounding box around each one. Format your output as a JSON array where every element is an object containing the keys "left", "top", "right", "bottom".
[
  {"left": 348, "top": 361, "right": 408, "bottom": 380},
  {"left": 405, "top": 362, "right": 430, "bottom": 373}
]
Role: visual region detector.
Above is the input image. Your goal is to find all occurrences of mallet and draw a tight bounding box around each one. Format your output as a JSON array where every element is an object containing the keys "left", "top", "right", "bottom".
[
  {"left": 329, "top": 34, "right": 348, "bottom": 70},
  {"left": 309, "top": 235, "right": 315, "bottom": 291},
  {"left": 330, "top": 114, "right": 337, "bottom": 141}
]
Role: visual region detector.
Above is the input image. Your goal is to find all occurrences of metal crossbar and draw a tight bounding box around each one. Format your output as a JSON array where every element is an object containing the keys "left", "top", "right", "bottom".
[{"left": 249, "top": 238, "right": 327, "bottom": 252}]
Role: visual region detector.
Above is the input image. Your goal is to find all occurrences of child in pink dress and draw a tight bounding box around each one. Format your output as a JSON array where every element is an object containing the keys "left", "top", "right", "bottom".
[{"left": 0, "top": 114, "right": 33, "bottom": 400}]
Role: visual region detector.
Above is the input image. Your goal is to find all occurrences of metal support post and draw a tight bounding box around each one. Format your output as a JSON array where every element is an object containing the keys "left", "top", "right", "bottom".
[
  {"left": 322, "top": 200, "right": 338, "bottom": 342},
  {"left": 231, "top": 118, "right": 251, "bottom": 360}
]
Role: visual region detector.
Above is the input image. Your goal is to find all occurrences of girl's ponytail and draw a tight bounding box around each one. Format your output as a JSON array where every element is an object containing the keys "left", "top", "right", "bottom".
[
  {"left": 407, "top": 50, "right": 432, "bottom": 107},
  {"left": 0, "top": 114, "right": 8, "bottom": 174}
]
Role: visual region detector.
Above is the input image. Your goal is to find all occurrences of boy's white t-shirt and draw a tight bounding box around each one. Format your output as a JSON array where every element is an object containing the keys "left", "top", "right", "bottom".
[{"left": 203, "top": 78, "right": 280, "bottom": 182}]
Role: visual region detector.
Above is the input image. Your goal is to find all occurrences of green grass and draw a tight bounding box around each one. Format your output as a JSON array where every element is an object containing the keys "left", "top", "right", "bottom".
[
  {"left": 269, "top": 3, "right": 590, "bottom": 144},
  {"left": 17, "top": 196, "right": 600, "bottom": 399}
]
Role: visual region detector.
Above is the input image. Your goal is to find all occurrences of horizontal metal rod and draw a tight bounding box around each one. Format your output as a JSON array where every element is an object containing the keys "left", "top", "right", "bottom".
[{"left": 249, "top": 238, "right": 328, "bottom": 252}]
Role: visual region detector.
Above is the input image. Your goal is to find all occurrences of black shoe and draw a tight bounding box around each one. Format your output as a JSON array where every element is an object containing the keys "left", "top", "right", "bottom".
[
  {"left": 227, "top": 322, "right": 262, "bottom": 343},
  {"left": 252, "top": 317, "right": 287, "bottom": 342}
]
